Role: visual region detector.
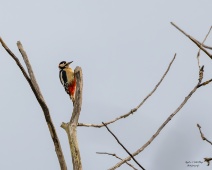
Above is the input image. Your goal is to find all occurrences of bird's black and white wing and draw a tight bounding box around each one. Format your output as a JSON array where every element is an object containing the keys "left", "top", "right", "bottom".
[{"left": 59, "top": 70, "right": 69, "bottom": 94}]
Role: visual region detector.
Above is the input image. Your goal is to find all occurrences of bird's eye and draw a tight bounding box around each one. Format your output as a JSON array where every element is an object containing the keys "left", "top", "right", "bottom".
[{"left": 59, "top": 61, "right": 66, "bottom": 65}]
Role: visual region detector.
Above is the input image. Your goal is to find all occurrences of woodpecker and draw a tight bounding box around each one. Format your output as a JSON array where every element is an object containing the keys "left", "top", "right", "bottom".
[{"left": 59, "top": 61, "right": 76, "bottom": 104}]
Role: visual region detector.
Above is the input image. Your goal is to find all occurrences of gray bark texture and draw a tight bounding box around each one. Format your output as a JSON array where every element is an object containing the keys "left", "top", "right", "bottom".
[{"left": 61, "top": 66, "right": 83, "bottom": 170}]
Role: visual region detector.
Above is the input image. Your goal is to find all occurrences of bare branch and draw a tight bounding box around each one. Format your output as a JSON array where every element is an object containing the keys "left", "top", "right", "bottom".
[
  {"left": 102, "top": 122, "right": 145, "bottom": 170},
  {"left": 197, "top": 124, "right": 212, "bottom": 145},
  {"left": 109, "top": 67, "right": 204, "bottom": 170},
  {"left": 202, "top": 44, "right": 212, "bottom": 50},
  {"left": 171, "top": 22, "right": 212, "bottom": 59},
  {"left": 196, "top": 26, "right": 212, "bottom": 68},
  {"left": 78, "top": 54, "right": 176, "bottom": 128},
  {"left": 61, "top": 67, "right": 83, "bottom": 170},
  {"left": 0, "top": 38, "right": 67, "bottom": 170},
  {"left": 204, "top": 158, "right": 212, "bottom": 166},
  {"left": 198, "top": 79, "right": 212, "bottom": 88},
  {"left": 0, "top": 37, "right": 31, "bottom": 82},
  {"left": 17, "top": 41, "right": 44, "bottom": 97},
  {"left": 96, "top": 152, "right": 138, "bottom": 170}
]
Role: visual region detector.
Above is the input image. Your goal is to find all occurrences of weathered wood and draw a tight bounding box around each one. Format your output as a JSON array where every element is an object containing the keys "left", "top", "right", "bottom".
[
  {"left": 61, "top": 67, "right": 83, "bottom": 170},
  {"left": 0, "top": 38, "right": 67, "bottom": 170}
]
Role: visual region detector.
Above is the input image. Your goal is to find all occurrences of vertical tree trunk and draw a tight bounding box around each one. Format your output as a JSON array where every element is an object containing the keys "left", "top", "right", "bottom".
[{"left": 61, "top": 66, "right": 83, "bottom": 170}]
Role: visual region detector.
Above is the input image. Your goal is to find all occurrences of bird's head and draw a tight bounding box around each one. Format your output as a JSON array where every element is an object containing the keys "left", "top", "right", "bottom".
[{"left": 58, "top": 61, "right": 73, "bottom": 70}]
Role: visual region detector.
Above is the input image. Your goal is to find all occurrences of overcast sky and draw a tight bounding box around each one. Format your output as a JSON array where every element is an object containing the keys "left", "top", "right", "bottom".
[{"left": 1, "top": 0, "right": 212, "bottom": 170}]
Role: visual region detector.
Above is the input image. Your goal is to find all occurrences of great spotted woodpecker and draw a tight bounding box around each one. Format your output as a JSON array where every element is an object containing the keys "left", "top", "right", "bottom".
[{"left": 59, "top": 61, "right": 76, "bottom": 104}]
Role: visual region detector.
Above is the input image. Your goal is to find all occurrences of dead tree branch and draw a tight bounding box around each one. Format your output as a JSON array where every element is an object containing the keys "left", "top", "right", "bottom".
[
  {"left": 202, "top": 44, "right": 212, "bottom": 50},
  {"left": 204, "top": 158, "right": 212, "bottom": 166},
  {"left": 102, "top": 122, "right": 145, "bottom": 170},
  {"left": 78, "top": 54, "right": 176, "bottom": 128},
  {"left": 0, "top": 37, "right": 67, "bottom": 170},
  {"left": 0, "top": 38, "right": 31, "bottom": 83},
  {"left": 198, "top": 79, "right": 212, "bottom": 88},
  {"left": 109, "top": 66, "right": 205, "bottom": 170},
  {"left": 61, "top": 67, "right": 83, "bottom": 170},
  {"left": 96, "top": 152, "right": 138, "bottom": 170},
  {"left": 171, "top": 22, "right": 212, "bottom": 59},
  {"left": 196, "top": 26, "right": 212, "bottom": 68},
  {"left": 197, "top": 124, "right": 212, "bottom": 145}
]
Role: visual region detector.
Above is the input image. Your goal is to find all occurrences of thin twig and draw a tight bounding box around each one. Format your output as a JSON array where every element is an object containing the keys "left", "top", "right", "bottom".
[
  {"left": 78, "top": 54, "right": 176, "bottom": 128},
  {"left": 197, "top": 79, "right": 212, "bottom": 88},
  {"left": 171, "top": 22, "right": 212, "bottom": 59},
  {"left": 0, "top": 37, "right": 67, "bottom": 170},
  {"left": 0, "top": 37, "right": 31, "bottom": 82},
  {"left": 197, "top": 124, "right": 212, "bottom": 145},
  {"left": 196, "top": 26, "right": 212, "bottom": 68},
  {"left": 202, "top": 44, "right": 212, "bottom": 50},
  {"left": 109, "top": 67, "right": 204, "bottom": 170},
  {"left": 204, "top": 158, "right": 212, "bottom": 166},
  {"left": 97, "top": 152, "right": 138, "bottom": 170},
  {"left": 102, "top": 122, "right": 145, "bottom": 170}
]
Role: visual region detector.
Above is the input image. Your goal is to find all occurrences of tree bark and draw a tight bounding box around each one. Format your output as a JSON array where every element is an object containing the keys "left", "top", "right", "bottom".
[
  {"left": 0, "top": 38, "right": 67, "bottom": 170},
  {"left": 61, "top": 66, "right": 83, "bottom": 170}
]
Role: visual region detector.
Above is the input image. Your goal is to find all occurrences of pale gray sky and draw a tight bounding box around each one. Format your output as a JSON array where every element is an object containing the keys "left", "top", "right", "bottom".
[{"left": 1, "top": 0, "right": 212, "bottom": 170}]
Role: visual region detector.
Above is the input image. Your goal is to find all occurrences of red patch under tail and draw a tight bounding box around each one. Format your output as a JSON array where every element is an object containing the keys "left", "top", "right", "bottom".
[{"left": 68, "top": 78, "right": 76, "bottom": 100}]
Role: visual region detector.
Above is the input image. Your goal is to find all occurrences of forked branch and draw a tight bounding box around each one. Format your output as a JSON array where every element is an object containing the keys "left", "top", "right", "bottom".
[
  {"left": 78, "top": 54, "right": 176, "bottom": 128},
  {"left": 96, "top": 152, "right": 138, "bottom": 170},
  {"left": 0, "top": 37, "right": 67, "bottom": 170},
  {"left": 102, "top": 122, "right": 145, "bottom": 170},
  {"left": 202, "top": 44, "right": 212, "bottom": 50},
  {"left": 204, "top": 158, "right": 212, "bottom": 166},
  {"left": 197, "top": 124, "right": 212, "bottom": 166},
  {"left": 196, "top": 26, "right": 212, "bottom": 68},
  {"left": 109, "top": 66, "right": 208, "bottom": 169},
  {"left": 171, "top": 22, "right": 212, "bottom": 59}
]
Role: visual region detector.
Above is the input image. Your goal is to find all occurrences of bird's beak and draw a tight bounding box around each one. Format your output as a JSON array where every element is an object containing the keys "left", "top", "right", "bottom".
[{"left": 66, "top": 61, "right": 73, "bottom": 66}]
